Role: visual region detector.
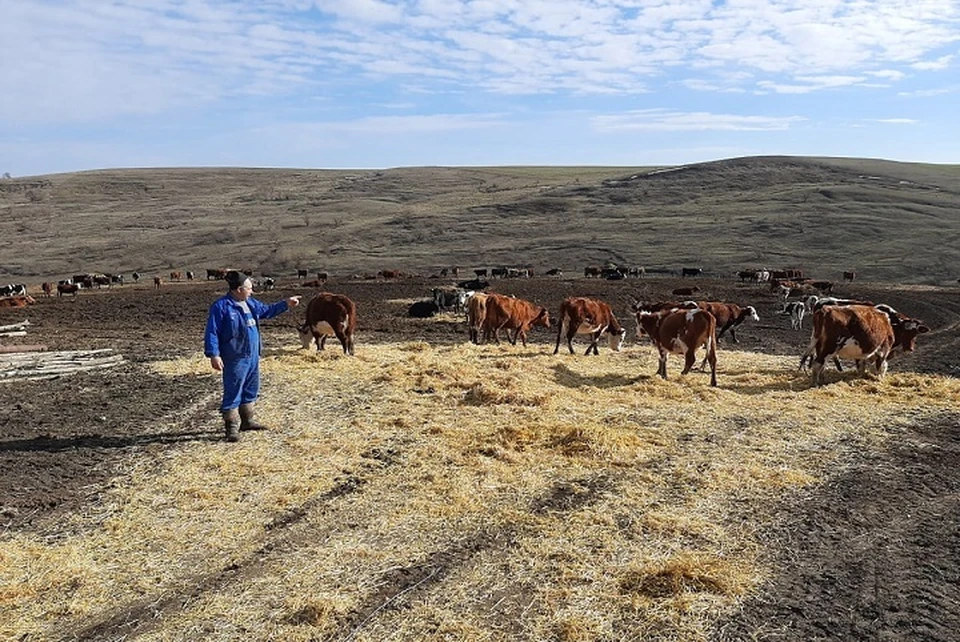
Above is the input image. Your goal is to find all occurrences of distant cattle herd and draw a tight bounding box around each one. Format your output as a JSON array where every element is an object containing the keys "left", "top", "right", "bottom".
[{"left": 0, "top": 264, "right": 942, "bottom": 388}]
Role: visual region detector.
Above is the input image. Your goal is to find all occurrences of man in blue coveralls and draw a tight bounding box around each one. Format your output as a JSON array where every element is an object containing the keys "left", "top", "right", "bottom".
[{"left": 204, "top": 270, "right": 301, "bottom": 442}]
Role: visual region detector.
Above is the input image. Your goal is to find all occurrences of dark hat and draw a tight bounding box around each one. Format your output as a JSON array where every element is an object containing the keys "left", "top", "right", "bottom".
[{"left": 224, "top": 270, "right": 247, "bottom": 290}]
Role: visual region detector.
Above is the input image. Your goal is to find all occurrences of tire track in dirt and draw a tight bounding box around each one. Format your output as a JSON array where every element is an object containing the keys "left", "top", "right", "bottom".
[{"left": 66, "top": 442, "right": 407, "bottom": 642}]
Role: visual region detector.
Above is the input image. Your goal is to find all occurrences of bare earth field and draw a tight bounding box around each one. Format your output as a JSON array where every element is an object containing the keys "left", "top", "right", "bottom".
[{"left": 1, "top": 274, "right": 959, "bottom": 641}]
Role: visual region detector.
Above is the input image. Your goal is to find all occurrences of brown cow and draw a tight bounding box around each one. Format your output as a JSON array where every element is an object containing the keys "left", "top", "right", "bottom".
[
  {"left": 153, "top": 276, "right": 163, "bottom": 289},
  {"left": 808, "top": 304, "right": 928, "bottom": 386},
  {"left": 583, "top": 266, "right": 602, "bottom": 278},
  {"left": 696, "top": 302, "right": 759, "bottom": 344},
  {"left": 297, "top": 293, "right": 357, "bottom": 355},
  {"left": 635, "top": 308, "right": 718, "bottom": 386},
  {"left": 482, "top": 294, "right": 550, "bottom": 346},
  {"left": 57, "top": 282, "right": 80, "bottom": 297},
  {"left": 41, "top": 282, "right": 52, "bottom": 297},
  {"left": 843, "top": 270, "right": 856, "bottom": 282},
  {"left": 170, "top": 271, "right": 184, "bottom": 281},
  {"left": 672, "top": 286, "right": 700, "bottom": 297},
  {"left": 0, "top": 295, "right": 35, "bottom": 308},
  {"left": 466, "top": 292, "right": 489, "bottom": 344},
  {"left": 378, "top": 270, "right": 402, "bottom": 279},
  {"left": 553, "top": 297, "right": 626, "bottom": 355},
  {"left": 810, "top": 280, "right": 834, "bottom": 294},
  {"left": 301, "top": 279, "right": 325, "bottom": 288}
]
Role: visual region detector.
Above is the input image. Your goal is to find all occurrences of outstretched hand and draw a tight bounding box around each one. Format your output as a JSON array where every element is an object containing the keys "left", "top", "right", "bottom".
[{"left": 287, "top": 295, "right": 301, "bottom": 308}]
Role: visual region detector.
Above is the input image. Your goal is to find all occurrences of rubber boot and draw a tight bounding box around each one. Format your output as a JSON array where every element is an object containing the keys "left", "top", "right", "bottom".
[
  {"left": 239, "top": 402, "right": 269, "bottom": 431},
  {"left": 222, "top": 408, "right": 241, "bottom": 442}
]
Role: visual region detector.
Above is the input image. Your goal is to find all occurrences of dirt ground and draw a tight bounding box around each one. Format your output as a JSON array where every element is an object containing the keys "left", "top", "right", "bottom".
[{"left": 1, "top": 275, "right": 959, "bottom": 641}]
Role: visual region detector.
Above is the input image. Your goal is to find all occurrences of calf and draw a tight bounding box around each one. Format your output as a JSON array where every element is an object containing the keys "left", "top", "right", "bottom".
[
  {"left": 780, "top": 301, "right": 806, "bottom": 330},
  {"left": 553, "top": 297, "right": 626, "bottom": 355},
  {"left": 297, "top": 293, "right": 357, "bottom": 355},
  {"left": 482, "top": 294, "right": 550, "bottom": 346},
  {"left": 635, "top": 308, "right": 718, "bottom": 386},
  {"left": 408, "top": 300, "right": 440, "bottom": 318}
]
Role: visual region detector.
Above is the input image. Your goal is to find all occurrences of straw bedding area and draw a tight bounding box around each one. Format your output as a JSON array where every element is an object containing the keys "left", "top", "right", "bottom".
[{"left": 2, "top": 342, "right": 957, "bottom": 641}]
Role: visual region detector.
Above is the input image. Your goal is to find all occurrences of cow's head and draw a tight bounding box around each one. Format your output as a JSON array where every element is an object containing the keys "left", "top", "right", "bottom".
[
  {"left": 745, "top": 306, "right": 760, "bottom": 322},
  {"left": 607, "top": 324, "right": 627, "bottom": 351},
  {"left": 296, "top": 323, "right": 314, "bottom": 349},
  {"left": 534, "top": 307, "right": 550, "bottom": 329},
  {"left": 892, "top": 317, "right": 930, "bottom": 352}
]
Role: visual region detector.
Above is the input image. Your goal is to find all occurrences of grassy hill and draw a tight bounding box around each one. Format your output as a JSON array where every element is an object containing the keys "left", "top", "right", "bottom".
[{"left": 1, "top": 156, "right": 958, "bottom": 284}]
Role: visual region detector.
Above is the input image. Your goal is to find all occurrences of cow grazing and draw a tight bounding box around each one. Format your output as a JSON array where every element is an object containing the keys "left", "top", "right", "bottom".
[
  {"left": 466, "top": 292, "right": 489, "bottom": 344},
  {"left": 207, "top": 268, "right": 227, "bottom": 280},
  {"left": 110, "top": 274, "right": 125, "bottom": 285},
  {"left": 474, "top": 268, "right": 488, "bottom": 278},
  {"left": 297, "top": 293, "right": 357, "bottom": 355},
  {"left": 583, "top": 266, "right": 601, "bottom": 278},
  {"left": 432, "top": 287, "right": 462, "bottom": 312},
  {"left": 0, "top": 295, "right": 34, "bottom": 307},
  {"left": 545, "top": 268, "right": 563, "bottom": 277},
  {"left": 681, "top": 267, "right": 703, "bottom": 278},
  {"left": 170, "top": 271, "right": 184, "bottom": 281},
  {"left": 132, "top": 272, "right": 141, "bottom": 283},
  {"left": 696, "top": 302, "right": 759, "bottom": 343},
  {"left": 408, "top": 300, "right": 440, "bottom": 318},
  {"left": 843, "top": 271, "right": 856, "bottom": 282},
  {"left": 628, "top": 266, "right": 645, "bottom": 278},
  {"left": 672, "top": 287, "right": 700, "bottom": 297},
  {"left": 317, "top": 272, "right": 329, "bottom": 282},
  {"left": 808, "top": 304, "right": 928, "bottom": 386},
  {"left": 185, "top": 271, "right": 194, "bottom": 281},
  {"left": 482, "top": 294, "right": 550, "bottom": 346},
  {"left": 553, "top": 297, "right": 626, "bottom": 355},
  {"left": 635, "top": 308, "right": 718, "bottom": 386},
  {"left": 780, "top": 301, "right": 806, "bottom": 330},
  {"left": 57, "top": 282, "right": 80, "bottom": 297}
]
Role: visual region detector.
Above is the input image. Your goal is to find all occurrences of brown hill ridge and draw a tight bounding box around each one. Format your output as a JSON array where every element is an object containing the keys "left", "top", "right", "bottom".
[{"left": 1, "top": 155, "right": 958, "bottom": 283}]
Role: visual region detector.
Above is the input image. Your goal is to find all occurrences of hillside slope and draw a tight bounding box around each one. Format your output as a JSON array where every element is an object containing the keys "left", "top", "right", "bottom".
[{"left": 1, "top": 156, "right": 957, "bottom": 283}]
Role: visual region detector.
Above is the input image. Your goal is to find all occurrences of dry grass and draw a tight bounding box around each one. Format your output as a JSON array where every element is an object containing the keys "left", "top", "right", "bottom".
[{"left": 2, "top": 342, "right": 958, "bottom": 641}]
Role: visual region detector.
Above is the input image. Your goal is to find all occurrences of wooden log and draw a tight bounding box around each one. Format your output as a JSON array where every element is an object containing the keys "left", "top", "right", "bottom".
[
  {"left": 0, "top": 344, "right": 47, "bottom": 354},
  {"left": 0, "top": 320, "right": 30, "bottom": 332}
]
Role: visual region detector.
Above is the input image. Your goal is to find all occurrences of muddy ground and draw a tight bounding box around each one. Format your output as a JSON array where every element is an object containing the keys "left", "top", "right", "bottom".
[{"left": 1, "top": 275, "right": 959, "bottom": 641}]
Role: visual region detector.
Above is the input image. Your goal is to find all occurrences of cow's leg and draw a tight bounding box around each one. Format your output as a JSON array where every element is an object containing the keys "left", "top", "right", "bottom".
[
  {"left": 681, "top": 348, "right": 697, "bottom": 375},
  {"left": 834, "top": 357, "right": 844, "bottom": 371},
  {"left": 585, "top": 331, "right": 600, "bottom": 355},
  {"left": 334, "top": 328, "right": 350, "bottom": 355},
  {"left": 553, "top": 321, "right": 565, "bottom": 355},
  {"left": 658, "top": 350, "right": 668, "bottom": 379},
  {"left": 876, "top": 355, "right": 889, "bottom": 378}
]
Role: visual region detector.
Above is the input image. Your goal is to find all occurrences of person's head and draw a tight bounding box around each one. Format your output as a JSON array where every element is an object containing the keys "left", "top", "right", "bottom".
[{"left": 225, "top": 270, "right": 253, "bottom": 300}]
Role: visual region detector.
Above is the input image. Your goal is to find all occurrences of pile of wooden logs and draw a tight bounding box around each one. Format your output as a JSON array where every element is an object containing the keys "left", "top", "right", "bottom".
[{"left": 0, "top": 348, "right": 124, "bottom": 381}]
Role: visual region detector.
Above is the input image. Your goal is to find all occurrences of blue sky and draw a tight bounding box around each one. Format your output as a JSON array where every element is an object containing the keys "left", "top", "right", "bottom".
[{"left": 3, "top": 0, "right": 959, "bottom": 176}]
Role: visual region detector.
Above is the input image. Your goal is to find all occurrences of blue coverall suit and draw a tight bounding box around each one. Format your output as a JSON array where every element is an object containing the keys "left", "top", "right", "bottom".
[{"left": 204, "top": 294, "right": 289, "bottom": 411}]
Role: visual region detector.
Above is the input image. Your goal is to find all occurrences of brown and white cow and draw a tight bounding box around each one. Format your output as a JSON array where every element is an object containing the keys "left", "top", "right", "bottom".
[
  {"left": 0, "top": 295, "right": 35, "bottom": 308},
  {"left": 297, "top": 293, "right": 357, "bottom": 355},
  {"left": 553, "top": 297, "right": 627, "bottom": 354},
  {"left": 635, "top": 307, "right": 718, "bottom": 386},
  {"left": 482, "top": 293, "right": 550, "bottom": 346},
  {"left": 807, "top": 304, "right": 928, "bottom": 386},
  {"left": 553, "top": 297, "right": 626, "bottom": 355},
  {"left": 466, "top": 292, "right": 489, "bottom": 344}
]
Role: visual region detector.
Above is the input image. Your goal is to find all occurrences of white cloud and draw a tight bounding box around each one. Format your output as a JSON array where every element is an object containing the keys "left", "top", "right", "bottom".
[
  {"left": 591, "top": 109, "right": 804, "bottom": 132},
  {"left": 898, "top": 86, "right": 955, "bottom": 97},
  {"left": 912, "top": 54, "right": 954, "bottom": 70},
  {"left": 873, "top": 118, "right": 918, "bottom": 124},
  {"left": 869, "top": 69, "right": 907, "bottom": 81}
]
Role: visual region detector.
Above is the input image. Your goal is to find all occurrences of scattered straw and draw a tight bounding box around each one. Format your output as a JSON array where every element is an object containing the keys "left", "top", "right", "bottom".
[{"left": 2, "top": 341, "right": 957, "bottom": 641}]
